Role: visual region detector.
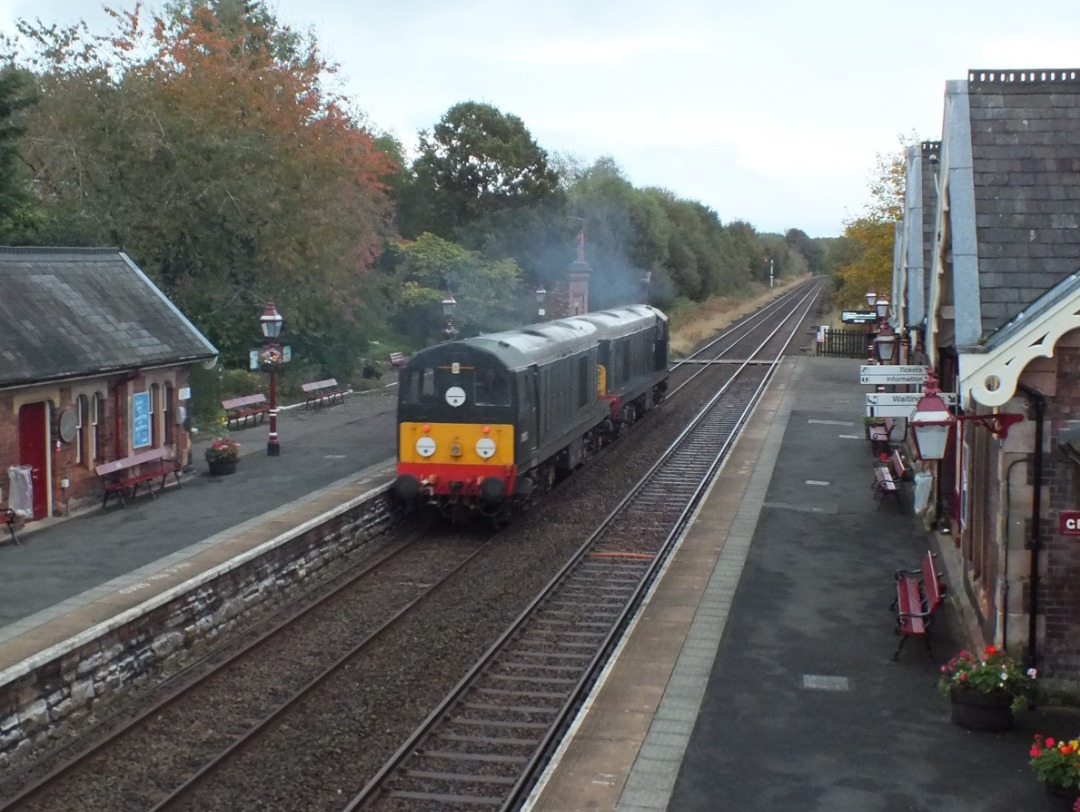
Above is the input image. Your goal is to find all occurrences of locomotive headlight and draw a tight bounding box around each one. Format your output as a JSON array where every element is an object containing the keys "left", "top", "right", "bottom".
[
  {"left": 416, "top": 436, "right": 436, "bottom": 457},
  {"left": 476, "top": 437, "right": 496, "bottom": 459}
]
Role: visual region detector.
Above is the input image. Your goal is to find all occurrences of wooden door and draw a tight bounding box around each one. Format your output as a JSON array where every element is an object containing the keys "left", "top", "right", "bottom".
[{"left": 18, "top": 401, "right": 49, "bottom": 519}]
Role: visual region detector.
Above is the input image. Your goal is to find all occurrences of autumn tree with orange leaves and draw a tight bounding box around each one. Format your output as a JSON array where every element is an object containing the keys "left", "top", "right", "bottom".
[{"left": 3, "top": 1, "right": 397, "bottom": 368}]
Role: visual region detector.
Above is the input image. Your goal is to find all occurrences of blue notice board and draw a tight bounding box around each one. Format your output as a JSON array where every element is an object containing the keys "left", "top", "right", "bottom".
[{"left": 132, "top": 392, "right": 151, "bottom": 448}]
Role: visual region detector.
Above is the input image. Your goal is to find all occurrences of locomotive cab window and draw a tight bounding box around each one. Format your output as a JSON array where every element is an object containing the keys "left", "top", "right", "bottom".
[
  {"left": 475, "top": 365, "right": 511, "bottom": 406},
  {"left": 401, "top": 367, "right": 438, "bottom": 405}
]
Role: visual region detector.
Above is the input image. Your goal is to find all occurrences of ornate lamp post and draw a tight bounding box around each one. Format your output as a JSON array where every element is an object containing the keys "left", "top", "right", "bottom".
[
  {"left": 909, "top": 369, "right": 1024, "bottom": 461},
  {"left": 535, "top": 285, "right": 546, "bottom": 321},
  {"left": 441, "top": 292, "right": 458, "bottom": 342},
  {"left": 875, "top": 293, "right": 890, "bottom": 322},
  {"left": 874, "top": 321, "right": 898, "bottom": 364},
  {"left": 259, "top": 301, "right": 284, "bottom": 457},
  {"left": 865, "top": 288, "right": 877, "bottom": 308}
]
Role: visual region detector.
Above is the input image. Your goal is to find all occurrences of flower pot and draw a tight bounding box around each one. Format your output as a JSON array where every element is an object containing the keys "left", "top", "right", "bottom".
[
  {"left": 949, "top": 687, "right": 1013, "bottom": 731},
  {"left": 207, "top": 459, "right": 238, "bottom": 476},
  {"left": 1044, "top": 781, "right": 1080, "bottom": 807}
]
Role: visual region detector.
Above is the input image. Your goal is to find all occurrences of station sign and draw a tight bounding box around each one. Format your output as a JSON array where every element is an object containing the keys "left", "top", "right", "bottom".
[
  {"left": 866, "top": 393, "right": 957, "bottom": 406},
  {"left": 859, "top": 364, "right": 929, "bottom": 385},
  {"left": 842, "top": 310, "right": 878, "bottom": 324},
  {"left": 865, "top": 391, "right": 957, "bottom": 418},
  {"left": 1060, "top": 511, "right": 1080, "bottom": 536}
]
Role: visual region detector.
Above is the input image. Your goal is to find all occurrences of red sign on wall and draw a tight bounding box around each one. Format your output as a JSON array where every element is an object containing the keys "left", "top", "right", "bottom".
[{"left": 1060, "top": 511, "right": 1080, "bottom": 535}]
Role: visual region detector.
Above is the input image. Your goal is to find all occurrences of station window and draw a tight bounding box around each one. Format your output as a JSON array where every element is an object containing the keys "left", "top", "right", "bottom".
[{"left": 76, "top": 394, "right": 87, "bottom": 465}]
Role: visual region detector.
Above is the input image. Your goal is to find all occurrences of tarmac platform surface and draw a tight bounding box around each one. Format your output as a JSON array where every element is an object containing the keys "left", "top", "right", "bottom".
[{"left": 3, "top": 361, "right": 1078, "bottom": 811}]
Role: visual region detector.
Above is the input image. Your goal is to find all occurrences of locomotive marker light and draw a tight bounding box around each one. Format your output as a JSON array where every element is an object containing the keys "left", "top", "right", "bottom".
[{"left": 258, "top": 301, "right": 285, "bottom": 457}]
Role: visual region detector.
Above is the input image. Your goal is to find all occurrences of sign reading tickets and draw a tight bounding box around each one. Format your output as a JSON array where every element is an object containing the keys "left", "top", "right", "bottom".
[
  {"left": 132, "top": 391, "right": 151, "bottom": 448},
  {"left": 1060, "top": 511, "right": 1080, "bottom": 535}
]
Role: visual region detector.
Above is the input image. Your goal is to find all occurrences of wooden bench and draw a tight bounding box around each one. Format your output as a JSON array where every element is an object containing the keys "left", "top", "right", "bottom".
[
  {"left": 0, "top": 508, "right": 19, "bottom": 545},
  {"left": 389, "top": 352, "right": 408, "bottom": 369},
  {"left": 891, "top": 550, "right": 947, "bottom": 660},
  {"left": 873, "top": 464, "right": 901, "bottom": 508},
  {"left": 302, "top": 378, "right": 345, "bottom": 408},
  {"left": 95, "top": 447, "right": 182, "bottom": 508},
  {"left": 868, "top": 417, "right": 896, "bottom": 456},
  {"left": 222, "top": 394, "right": 269, "bottom": 429}
]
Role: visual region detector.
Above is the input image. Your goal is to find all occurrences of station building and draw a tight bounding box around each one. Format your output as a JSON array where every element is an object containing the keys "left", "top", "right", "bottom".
[
  {"left": 892, "top": 69, "right": 1080, "bottom": 695},
  {"left": 0, "top": 247, "right": 217, "bottom": 522}
]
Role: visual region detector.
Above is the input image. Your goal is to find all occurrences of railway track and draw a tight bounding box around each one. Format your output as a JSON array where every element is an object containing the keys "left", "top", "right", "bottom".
[
  {"left": 345, "top": 281, "right": 822, "bottom": 811},
  {"left": 0, "top": 524, "right": 496, "bottom": 811}
]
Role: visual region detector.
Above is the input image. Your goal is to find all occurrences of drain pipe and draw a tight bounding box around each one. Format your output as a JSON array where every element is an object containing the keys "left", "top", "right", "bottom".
[{"left": 1017, "top": 383, "right": 1045, "bottom": 672}]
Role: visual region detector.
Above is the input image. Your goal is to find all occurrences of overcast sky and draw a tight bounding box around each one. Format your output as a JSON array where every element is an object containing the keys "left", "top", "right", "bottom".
[{"left": 3, "top": 1, "right": 1080, "bottom": 238}]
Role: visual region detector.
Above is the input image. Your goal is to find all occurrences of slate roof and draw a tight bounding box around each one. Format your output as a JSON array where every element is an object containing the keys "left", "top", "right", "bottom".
[
  {"left": 967, "top": 69, "right": 1080, "bottom": 335},
  {"left": 0, "top": 247, "right": 218, "bottom": 388}
]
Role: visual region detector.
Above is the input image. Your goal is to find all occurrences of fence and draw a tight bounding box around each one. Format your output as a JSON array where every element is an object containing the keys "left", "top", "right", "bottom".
[{"left": 811, "top": 327, "right": 869, "bottom": 359}]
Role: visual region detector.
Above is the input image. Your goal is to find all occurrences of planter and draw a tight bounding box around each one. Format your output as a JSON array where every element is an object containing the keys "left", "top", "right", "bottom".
[
  {"left": 207, "top": 458, "right": 238, "bottom": 476},
  {"left": 949, "top": 687, "right": 1013, "bottom": 731},
  {"left": 1044, "top": 781, "right": 1080, "bottom": 807}
]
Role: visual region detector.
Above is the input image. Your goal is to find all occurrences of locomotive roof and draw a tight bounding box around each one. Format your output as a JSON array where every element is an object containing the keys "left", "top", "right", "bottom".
[
  {"left": 408, "top": 304, "right": 666, "bottom": 371},
  {"left": 571, "top": 304, "right": 667, "bottom": 339}
]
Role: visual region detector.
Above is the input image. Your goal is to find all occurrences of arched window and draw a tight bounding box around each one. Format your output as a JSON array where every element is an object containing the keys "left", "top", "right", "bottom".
[
  {"left": 92, "top": 393, "right": 105, "bottom": 462},
  {"left": 150, "top": 383, "right": 160, "bottom": 446},
  {"left": 76, "top": 394, "right": 88, "bottom": 465},
  {"left": 164, "top": 382, "right": 175, "bottom": 445}
]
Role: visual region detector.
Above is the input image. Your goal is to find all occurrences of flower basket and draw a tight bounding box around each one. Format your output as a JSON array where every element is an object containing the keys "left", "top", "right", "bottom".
[
  {"left": 205, "top": 437, "right": 241, "bottom": 475},
  {"left": 1030, "top": 735, "right": 1080, "bottom": 806},
  {"left": 938, "top": 645, "right": 1036, "bottom": 729}
]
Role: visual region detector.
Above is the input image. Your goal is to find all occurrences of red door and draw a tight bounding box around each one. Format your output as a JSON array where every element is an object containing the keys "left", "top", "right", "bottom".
[{"left": 18, "top": 402, "right": 49, "bottom": 519}]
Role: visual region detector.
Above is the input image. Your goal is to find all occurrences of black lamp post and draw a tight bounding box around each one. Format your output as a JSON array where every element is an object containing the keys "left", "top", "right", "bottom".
[
  {"left": 259, "top": 301, "right": 283, "bottom": 456},
  {"left": 441, "top": 292, "right": 458, "bottom": 342},
  {"left": 536, "top": 285, "right": 546, "bottom": 321}
]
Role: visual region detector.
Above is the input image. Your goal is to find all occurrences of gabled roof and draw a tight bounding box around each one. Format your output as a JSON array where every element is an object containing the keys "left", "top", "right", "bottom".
[
  {"left": 967, "top": 69, "right": 1080, "bottom": 337},
  {"left": 0, "top": 247, "right": 218, "bottom": 388}
]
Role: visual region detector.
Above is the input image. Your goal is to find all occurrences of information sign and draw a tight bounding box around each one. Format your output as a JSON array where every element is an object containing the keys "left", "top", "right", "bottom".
[
  {"left": 866, "top": 392, "right": 957, "bottom": 407},
  {"left": 132, "top": 391, "right": 151, "bottom": 448},
  {"left": 859, "top": 364, "right": 928, "bottom": 385},
  {"left": 842, "top": 310, "right": 877, "bottom": 324}
]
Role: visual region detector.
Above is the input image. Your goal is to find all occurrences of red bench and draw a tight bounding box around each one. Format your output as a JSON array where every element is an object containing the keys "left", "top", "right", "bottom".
[
  {"left": 301, "top": 378, "right": 345, "bottom": 408},
  {"left": 389, "top": 352, "right": 408, "bottom": 369},
  {"left": 95, "top": 447, "right": 182, "bottom": 508},
  {"left": 222, "top": 394, "right": 269, "bottom": 429},
  {"left": 0, "top": 508, "right": 19, "bottom": 545},
  {"left": 873, "top": 465, "right": 901, "bottom": 508},
  {"left": 891, "top": 550, "right": 947, "bottom": 660}
]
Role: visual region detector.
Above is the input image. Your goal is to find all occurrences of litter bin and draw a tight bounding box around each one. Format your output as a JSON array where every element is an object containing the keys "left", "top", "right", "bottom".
[{"left": 8, "top": 465, "right": 33, "bottom": 518}]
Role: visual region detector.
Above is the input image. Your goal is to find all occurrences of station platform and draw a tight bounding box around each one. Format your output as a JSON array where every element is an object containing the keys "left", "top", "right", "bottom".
[
  {"left": 0, "top": 388, "right": 399, "bottom": 674},
  {"left": 2, "top": 361, "right": 1078, "bottom": 811},
  {"left": 526, "top": 357, "right": 1080, "bottom": 812}
]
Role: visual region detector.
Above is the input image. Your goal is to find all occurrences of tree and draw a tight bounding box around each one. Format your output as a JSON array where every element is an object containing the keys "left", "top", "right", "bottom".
[
  {"left": 834, "top": 132, "right": 920, "bottom": 308},
  {"left": 386, "top": 233, "right": 524, "bottom": 344},
  {"left": 410, "top": 101, "right": 562, "bottom": 242},
  {"left": 7, "top": 2, "right": 398, "bottom": 369},
  {"left": 0, "top": 67, "right": 35, "bottom": 239}
]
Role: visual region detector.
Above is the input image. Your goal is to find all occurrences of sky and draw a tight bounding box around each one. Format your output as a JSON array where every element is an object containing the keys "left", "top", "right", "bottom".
[{"left": 3, "top": 1, "right": 1080, "bottom": 239}]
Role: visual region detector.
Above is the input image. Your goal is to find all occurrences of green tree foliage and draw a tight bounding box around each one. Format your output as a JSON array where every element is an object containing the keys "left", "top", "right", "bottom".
[
  {"left": 0, "top": 67, "right": 35, "bottom": 240},
  {"left": 386, "top": 232, "right": 523, "bottom": 344},
  {"left": 410, "top": 101, "right": 562, "bottom": 242},
  {"left": 5, "top": 1, "right": 397, "bottom": 372}
]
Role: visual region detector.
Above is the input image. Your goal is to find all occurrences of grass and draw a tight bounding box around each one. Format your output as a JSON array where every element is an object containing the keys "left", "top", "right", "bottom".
[{"left": 669, "top": 276, "right": 812, "bottom": 357}]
